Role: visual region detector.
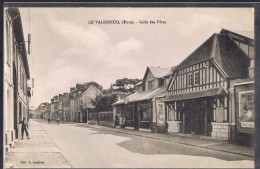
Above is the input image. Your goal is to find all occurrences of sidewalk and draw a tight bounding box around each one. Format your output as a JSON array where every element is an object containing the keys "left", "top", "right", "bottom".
[
  {"left": 76, "top": 123, "right": 254, "bottom": 158},
  {"left": 4, "top": 120, "right": 71, "bottom": 168}
]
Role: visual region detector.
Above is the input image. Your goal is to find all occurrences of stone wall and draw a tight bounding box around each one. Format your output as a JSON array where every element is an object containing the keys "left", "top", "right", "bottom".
[
  {"left": 167, "top": 121, "right": 181, "bottom": 133},
  {"left": 211, "top": 122, "right": 231, "bottom": 141}
]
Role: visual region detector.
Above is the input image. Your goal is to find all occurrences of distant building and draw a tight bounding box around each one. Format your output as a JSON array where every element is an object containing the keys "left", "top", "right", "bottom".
[
  {"left": 4, "top": 7, "right": 31, "bottom": 149},
  {"left": 35, "top": 102, "right": 48, "bottom": 118},
  {"left": 78, "top": 84, "right": 102, "bottom": 123}
]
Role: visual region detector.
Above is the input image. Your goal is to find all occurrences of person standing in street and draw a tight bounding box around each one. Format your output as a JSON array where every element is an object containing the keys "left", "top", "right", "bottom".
[
  {"left": 48, "top": 117, "right": 50, "bottom": 124},
  {"left": 18, "top": 117, "right": 30, "bottom": 140},
  {"left": 57, "top": 116, "right": 60, "bottom": 125},
  {"left": 114, "top": 115, "right": 119, "bottom": 128},
  {"left": 122, "top": 115, "right": 126, "bottom": 129},
  {"left": 119, "top": 115, "right": 123, "bottom": 128}
]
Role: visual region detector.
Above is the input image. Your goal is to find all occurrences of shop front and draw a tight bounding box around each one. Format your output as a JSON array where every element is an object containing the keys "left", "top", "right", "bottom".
[
  {"left": 165, "top": 87, "right": 230, "bottom": 140},
  {"left": 114, "top": 101, "right": 152, "bottom": 130}
]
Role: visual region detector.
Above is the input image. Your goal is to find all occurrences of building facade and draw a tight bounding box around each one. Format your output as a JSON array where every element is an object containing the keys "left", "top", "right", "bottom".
[
  {"left": 164, "top": 29, "right": 252, "bottom": 141},
  {"left": 4, "top": 7, "right": 31, "bottom": 149}
]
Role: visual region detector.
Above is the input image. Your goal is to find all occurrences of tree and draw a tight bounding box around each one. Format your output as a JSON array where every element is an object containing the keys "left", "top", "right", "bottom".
[
  {"left": 91, "top": 93, "right": 117, "bottom": 111},
  {"left": 113, "top": 78, "right": 141, "bottom": 93},
  {"left": 76, "top": 81, "right": 103, "bottom": 91}
]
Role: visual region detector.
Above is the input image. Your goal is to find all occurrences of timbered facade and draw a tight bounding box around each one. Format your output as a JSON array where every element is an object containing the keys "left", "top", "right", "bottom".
[{"left": 165, "top": 31, "right": 251, "bottom": 141}]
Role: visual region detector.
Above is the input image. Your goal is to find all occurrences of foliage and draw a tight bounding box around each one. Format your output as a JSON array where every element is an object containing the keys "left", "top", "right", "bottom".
[
  {"left": 91, "top": 93, "right": 117, "bottom": 111},
  {"left": 76, "top": 81, "right": 103, "bottom": 91},
  {"left": 113, "top": 78, "right": 141, "bottom": 94}
]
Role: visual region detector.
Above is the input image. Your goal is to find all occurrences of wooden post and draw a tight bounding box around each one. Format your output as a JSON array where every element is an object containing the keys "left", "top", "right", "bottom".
[
  {"left": 86, "top": 108, "right": 88, "bottom": 123},
  {"left": 204, "top": 100, "right": 208, "bottom": 135}
]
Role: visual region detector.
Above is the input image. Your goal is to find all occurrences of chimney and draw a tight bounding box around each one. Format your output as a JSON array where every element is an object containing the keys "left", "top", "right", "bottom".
[
  {"left": 248, "top": 59, "right": 254, "bottom": 78},
  {"left": 59, "top": 94, "right": 62, "bottom": 97},
  {"left": 51, "top": 99, "right": 54, "bottom": 103},
  {"left": 70, "top": 87, "right": 75, "bottom": 92},
  {"left": 63, "top": 92, "right": 68, "bottom": 95}
]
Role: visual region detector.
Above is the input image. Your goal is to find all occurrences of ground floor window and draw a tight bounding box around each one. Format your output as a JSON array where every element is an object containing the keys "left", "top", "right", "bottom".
[
  {"left": 138, "top": 103, "right": 152, "bottom": 128},
  {"left": 125, "top": 105, "right": 134, "bottom": 120},
  {"left": 139, "top": 103, "right": 152, "bottom": 121}
]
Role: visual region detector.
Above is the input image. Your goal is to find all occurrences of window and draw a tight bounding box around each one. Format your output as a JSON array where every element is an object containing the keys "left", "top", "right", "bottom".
[
  {"left": 126, "top": 105, "right": 134, "bottom": 120},
  {"left": 194, "top": 71, "right": 200, "bottom": 86},
  {"left": 148, "top": 80, "right": 153, "bottom": 89},
  {"left": 138, "top": 103, "right": 152, "bottom": 121},
  {"left": 159, "top": 78, "right": 164, "bottom": 87},
  {"left": 188, "top": 73, "right": 193, "bottom": 86}
]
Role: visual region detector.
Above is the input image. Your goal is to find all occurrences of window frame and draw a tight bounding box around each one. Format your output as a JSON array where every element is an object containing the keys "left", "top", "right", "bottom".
[
  {"left": 148, "top": 80, "right": 153, "bottom": 89},
  {"left": 187, "top": 73, "right": 193, "bottom": 87},
  {"left": 194, "top": 71, "right": 200, "bottom": 86}
]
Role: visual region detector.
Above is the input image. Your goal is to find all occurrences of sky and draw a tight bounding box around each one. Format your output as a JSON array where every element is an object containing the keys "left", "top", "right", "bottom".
[{"left": 18, "top": 7, "right": 254, "bottom": 108}]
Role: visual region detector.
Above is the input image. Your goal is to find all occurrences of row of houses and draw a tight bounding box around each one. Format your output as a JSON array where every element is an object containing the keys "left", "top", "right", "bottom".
[
  {"left": 4, "top": 8, "right": 32, "bottom": 150},
  {"left": 35, "top": 83, "right": 102, "bottom": 123},
  {"left": 113, "top": 29, "right": 254, "bottom": 142}
]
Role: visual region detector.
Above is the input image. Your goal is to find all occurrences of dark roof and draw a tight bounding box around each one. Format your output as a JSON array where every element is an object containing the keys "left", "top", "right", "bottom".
[
  {"left": 6, "top": 8, "right": 30, "bottom": 79},
  {"left": 113, "top": 87, "right": 167, "bottom": 105},
  {"left": 176, "top": 34, "right": 215, "bottom": 70},
  {"left": 164, "top": 87, "right": 228, "bottom": 102},
  {"left": 221, "top": 28, "right": 254, "bottom": 40},
  {"left": 175, "top": 33, "right": 250, "bottom": 78}
]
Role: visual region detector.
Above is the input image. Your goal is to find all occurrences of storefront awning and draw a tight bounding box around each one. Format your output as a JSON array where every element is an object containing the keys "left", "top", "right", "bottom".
[
  {"left": 113, "top": 87, "right": 167, "bottom": 106},
  {"left": 164, "top": 87, "right": 228, "bottom": 102}
]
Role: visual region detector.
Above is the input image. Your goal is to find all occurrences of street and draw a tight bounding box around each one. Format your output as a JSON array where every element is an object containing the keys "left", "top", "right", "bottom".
[{"left": 39, "top": 119, "right": 253, "bottom": 168}]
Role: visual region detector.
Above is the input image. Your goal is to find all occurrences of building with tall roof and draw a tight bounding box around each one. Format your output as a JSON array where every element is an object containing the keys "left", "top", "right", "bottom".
[
  {"left": 164, "top": 29, "right": 253, "bottom": 142},
  {"left": 113, "top": 66, "right": 171, "bottom": 132}
]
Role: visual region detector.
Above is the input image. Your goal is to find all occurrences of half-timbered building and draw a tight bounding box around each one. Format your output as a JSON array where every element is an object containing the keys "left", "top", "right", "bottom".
[{"left": 164, "top": 29, "right": 251, "bottom": 141}]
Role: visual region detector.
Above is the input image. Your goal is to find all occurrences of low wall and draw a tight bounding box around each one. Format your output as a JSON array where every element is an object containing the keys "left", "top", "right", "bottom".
[
  {"left": 211, "top": 122, "right": 231, "bottom": 141},
  {"left": 99, "top": 121, "right": 114, "bottom": 127},
  {"left": 167, "top": 121, "right": 182, "bottom": 133}
]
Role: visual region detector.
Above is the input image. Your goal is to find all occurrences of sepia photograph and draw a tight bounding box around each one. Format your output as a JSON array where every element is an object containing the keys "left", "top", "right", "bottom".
[{"left": 3, "top": 4, "right": 255, "bottom": 168}]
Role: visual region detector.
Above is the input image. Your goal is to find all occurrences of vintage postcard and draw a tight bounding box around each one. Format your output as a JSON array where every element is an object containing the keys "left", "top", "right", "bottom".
[{"left": 3, "top": 3, "right": 255, "bottom": 168}]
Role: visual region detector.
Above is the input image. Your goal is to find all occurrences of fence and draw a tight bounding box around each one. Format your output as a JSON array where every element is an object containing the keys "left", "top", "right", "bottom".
[{"left": 88, "top": 111, "right": 114, "bottom": 127}]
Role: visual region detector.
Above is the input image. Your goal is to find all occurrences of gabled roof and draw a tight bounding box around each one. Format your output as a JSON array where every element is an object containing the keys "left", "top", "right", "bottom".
[
  {"left": 81, "top": 84, "right": 101, "bottom": 96},
  {"left": 175, "top": 33, "right": 250, "bottom": 78},
  {"left": 148, "top": 66, "right": 171, "bottom": 78},
  {"left": 175, "top": 34, "right": 215, "bottom": 70}
]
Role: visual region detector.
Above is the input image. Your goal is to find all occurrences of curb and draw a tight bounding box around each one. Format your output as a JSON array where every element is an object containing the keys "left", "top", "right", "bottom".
[{"left": 77, "top": 124, "right": 254, "bottom": 158}]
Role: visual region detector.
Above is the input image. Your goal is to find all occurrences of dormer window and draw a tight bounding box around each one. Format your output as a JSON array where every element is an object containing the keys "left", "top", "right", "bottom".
[{"left": 148, "top": 80, "right": 153, "bottom": 89}]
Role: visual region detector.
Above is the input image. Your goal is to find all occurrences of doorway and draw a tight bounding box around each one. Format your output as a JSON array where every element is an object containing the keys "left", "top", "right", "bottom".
[{"left": 183, "top": 99, "right": 207, "bottom": 135}]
